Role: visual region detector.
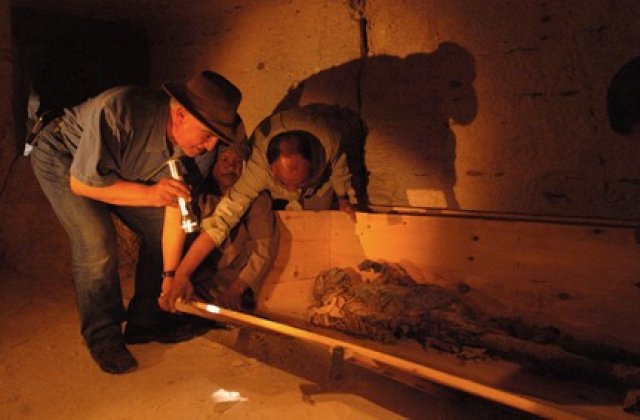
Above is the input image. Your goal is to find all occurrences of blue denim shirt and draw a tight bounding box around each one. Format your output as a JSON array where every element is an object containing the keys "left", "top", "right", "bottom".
[{"left": 58, "top": 86, "right": 212, "bottom": 186}]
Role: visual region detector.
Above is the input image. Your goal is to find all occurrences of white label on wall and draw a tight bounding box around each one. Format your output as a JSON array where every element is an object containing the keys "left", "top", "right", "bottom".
[{"left": 406, "top": 189, "right": 447, "bottom": 208}]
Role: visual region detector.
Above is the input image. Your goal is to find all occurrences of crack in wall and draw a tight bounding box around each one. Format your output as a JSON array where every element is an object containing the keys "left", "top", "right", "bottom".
[{"left": 350, "top": 0, "right": 368, "bottom": 118}]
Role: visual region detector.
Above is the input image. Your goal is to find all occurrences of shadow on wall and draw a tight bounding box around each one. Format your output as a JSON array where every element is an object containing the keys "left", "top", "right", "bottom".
[
  {"left": 608, "top": 56, "right": 640, "bottom": 137},
  {"left": 274, "top": 42, "right": 477, "bottom": 210},
  {"left": 605, "top": 56, "right": 640, "bottom": 219},
  {"left": 11, "top": 7, "right": 149, "bottom": 146}
]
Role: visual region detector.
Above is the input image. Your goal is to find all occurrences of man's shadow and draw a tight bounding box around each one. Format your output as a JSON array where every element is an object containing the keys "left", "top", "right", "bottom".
[
  {"left": 273, "top": 42, "right": 477, "bottom": 210},
  {"left": 607, "top": 56, "right": 640, "bottom": 136},
  {"left": 606, "top": 56, "right": 640, "bottom": 241}
]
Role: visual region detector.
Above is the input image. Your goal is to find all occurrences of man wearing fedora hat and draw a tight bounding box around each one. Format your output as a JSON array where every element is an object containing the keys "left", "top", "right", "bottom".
[{"left": 30, "top": 70, "right": 245, "bottom": 374}]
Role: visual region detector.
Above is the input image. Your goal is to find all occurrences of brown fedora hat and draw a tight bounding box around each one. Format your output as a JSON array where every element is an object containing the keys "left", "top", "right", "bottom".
[{"left": 163, "top": 71, "right": 244, "bottom": 144}]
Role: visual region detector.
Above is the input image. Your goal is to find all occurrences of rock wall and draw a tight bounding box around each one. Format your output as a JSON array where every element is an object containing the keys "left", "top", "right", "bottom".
[
  {"left": 3, "top": 0, "right": 640, "bottom": 224},
  {"left": 131, "top": 0, "right": 640, "bottom": 219},
  {"left": 0, "top": 0, "right": 15, "bottom": 200}
]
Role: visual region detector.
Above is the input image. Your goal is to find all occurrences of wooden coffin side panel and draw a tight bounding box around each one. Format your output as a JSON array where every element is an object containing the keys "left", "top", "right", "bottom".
[
  {"left": 257, "top": 211, "right": 334, "bottom": 319},
  {"left": 257, "top": 210, "right": 640, "bottom": 353}
]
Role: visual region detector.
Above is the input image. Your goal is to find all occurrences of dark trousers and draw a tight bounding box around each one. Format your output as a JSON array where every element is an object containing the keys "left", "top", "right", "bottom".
[{"left": 30, "top": 129, "right": 168, "bottom": 349}]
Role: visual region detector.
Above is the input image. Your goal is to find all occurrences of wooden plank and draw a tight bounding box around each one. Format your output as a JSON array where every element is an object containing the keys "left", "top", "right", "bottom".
[
  {"left": 177, "top": 299, "right": 587, "bottom": 419},
  {"left": 369, "top": 204, "right": 640, "bottom": 228},
  {"left": 351, "top": 212, "right": 640, "bottom": 351},
  {"left": 260, "top": 210, "right": 640, "bottom": 353},
  {"left": 258, "top": 211, "right": 332, "bottom": 317},
  {"left": 248, "top": 210, "right": 640, "bottom": 417}
]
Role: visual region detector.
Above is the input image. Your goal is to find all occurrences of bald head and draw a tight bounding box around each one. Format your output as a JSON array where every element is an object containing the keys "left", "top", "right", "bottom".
[
  {"left": 272, "top": 154, "right": 311, "bottom": 191},
  {"left": 268, "top": 133, "right": 312, "bottom": 191}
]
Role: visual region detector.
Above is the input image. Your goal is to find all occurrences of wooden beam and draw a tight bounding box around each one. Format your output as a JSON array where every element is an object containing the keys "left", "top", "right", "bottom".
[
  {"left": 177, "top": 299, "right": 585, "bottom": 419},
  {"left": 261, "top": 211, "right": 640, "bottom": 353},
  {"left": 369, "top": 205, "right": 640, "bottom": 229}
]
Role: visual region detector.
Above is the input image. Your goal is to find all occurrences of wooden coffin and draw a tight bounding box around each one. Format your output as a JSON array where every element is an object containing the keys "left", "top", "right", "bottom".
[{"left": 246, "top": 210, "right": 640, "bottom": 418}]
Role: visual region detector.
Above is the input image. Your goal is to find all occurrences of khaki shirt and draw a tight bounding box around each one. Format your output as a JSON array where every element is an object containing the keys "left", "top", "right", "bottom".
[
  {"left": 193, "top": 191, "right": 278, "bottom": 293},
  {"left": 202, "top": 107, "right": 356, "bottom": 245}
]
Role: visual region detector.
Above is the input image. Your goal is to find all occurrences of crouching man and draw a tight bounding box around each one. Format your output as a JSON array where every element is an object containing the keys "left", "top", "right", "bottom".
[
  {"left": 160, "top": 142, "right": 278, "bottom": 312},
  {"left": 30, "top": 70, "right": 245, "bottom": 374},
  {"left": 160, "top": 106, "right": 357, "bottom": 313}
]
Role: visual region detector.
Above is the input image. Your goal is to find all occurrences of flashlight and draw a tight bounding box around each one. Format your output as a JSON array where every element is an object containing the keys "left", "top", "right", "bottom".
[{"left": 167, "top": 158, "right": 200, "bottom": 234}]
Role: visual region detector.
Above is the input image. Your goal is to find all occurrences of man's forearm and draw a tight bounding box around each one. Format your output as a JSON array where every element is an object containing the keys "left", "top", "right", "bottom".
[
  {"left": 162, "top": 206, "right": 185, "bottom": 272},
  {"left": 70, "top": 176, "right": 153, "bottom": 206},
  {"left": 330, "top": 152, "right": 357, "bottom": 204},
  {"left": 70, "top": 175, "right": 189, "bottom": 207}
]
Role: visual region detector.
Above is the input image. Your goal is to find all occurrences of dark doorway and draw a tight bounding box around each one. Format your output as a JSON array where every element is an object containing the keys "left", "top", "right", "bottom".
[{"left": 11, "top": 7, "right": 150, "bottom": 147}]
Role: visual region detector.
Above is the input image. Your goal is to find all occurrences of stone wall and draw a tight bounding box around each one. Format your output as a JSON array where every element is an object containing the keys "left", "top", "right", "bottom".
[
  {"left": 4, "top": 0, "right": 640, "bottom": 220},
  {"left": 1, "top": 0, "right": 15, "bottom": 194},
  {"left": 140, "top": 0, "right": 640, "bottom": 218},
  {"left": 129, "top": 0, "right": 640, "bottom": 219}
]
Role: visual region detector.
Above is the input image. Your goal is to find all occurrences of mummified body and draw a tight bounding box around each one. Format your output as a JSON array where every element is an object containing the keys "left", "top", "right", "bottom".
[{"left": 309, "top": 259, "right": 640, "bottom": 389}]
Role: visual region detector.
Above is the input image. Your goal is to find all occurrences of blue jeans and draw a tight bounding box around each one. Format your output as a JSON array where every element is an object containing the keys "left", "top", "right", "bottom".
[{"left": 31, "top": 127, "right": 167, "bottom": 349}]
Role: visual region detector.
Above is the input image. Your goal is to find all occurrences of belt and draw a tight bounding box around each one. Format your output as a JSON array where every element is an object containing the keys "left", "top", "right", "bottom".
[{"left": 25, "top": 114, "right": 64, "bottom": 153}]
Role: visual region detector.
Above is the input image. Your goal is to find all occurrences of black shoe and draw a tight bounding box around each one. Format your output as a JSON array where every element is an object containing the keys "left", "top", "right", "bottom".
[
  {"left": 89, "top": 341, "right": 138, "bottom": 374},
  {"left": 124, "top": 322, "right": 197, "bottom": 345}
]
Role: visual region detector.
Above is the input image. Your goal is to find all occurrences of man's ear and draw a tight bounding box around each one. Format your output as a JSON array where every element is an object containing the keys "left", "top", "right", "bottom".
[
  {"left": 169, "top": 104, "right": 185, "bottom": 125},
  {"left": 174, "top": 105, "right": 189, "bottom": 123}
]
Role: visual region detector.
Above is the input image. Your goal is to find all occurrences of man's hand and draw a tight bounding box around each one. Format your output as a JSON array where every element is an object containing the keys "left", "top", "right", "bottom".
[
  {"left": 158, "top": 272, "right": 194, "bottom": 313},
  {"left": 150, "top": 178, "right": 191, "bottom": 207},
  {"left": 218, "top": 279, "right": 250, "bottom": 311},
  {"left": 159, "top": 233, "right": 218, "bottom": 311},
  {"left": 338, "top": 197, "right": 356, "bottom": 222}
]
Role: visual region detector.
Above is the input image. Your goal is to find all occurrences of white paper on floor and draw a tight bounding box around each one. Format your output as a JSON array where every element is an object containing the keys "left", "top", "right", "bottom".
[{"left": 211, "top": 388, "right": 248, "bottom": 413}]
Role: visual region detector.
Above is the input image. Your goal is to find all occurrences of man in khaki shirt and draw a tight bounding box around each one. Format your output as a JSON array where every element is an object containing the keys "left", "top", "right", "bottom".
[
  {"left": 161, "top": 142, "right": 278, "bottom": 311},
  {"left": 160, "top": 106, "right": 357, "bottom": 312}
]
